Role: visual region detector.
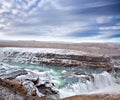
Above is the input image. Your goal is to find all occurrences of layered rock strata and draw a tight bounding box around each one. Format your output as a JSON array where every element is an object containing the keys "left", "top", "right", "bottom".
[{"left": 2, "top": 50, "right": 114, "bottom": 71}]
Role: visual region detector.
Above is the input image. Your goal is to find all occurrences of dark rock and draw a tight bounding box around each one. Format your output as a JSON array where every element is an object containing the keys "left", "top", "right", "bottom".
[
  {"left": 74, "top": 72, "right": 94, "bottom": 81},
  {"left": 0, "top": 80, "right": 46, "bottom": 100},
  {"left": 0, "top": 70, "right": 28, "bottom": 80},
  {"left": 37, "top": 81, "right": 59, "bottom": 99},
  {"left": 114, "top": 67, "right": 120, "bottom": 78},
  {"left": 13, "top": 71, "right": 60, "bottom": 100},
  {"left": 2, "top": 50, "right": 116, "bottom": 71}
]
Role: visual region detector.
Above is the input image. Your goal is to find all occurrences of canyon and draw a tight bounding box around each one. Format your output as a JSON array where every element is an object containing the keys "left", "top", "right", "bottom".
[{"left": 0, "top": 41, "right": 120, "bottom": 100}]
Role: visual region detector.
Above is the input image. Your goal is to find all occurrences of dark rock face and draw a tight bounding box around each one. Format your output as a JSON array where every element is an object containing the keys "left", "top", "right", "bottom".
[
  {"left": 0, "top": 78, "right": 59, "bottom": 100},
  {"left": 112, "top": 67, "right": 120, "bottom": 78},
  {"left": 2, "top": 51, "right": 114, "bottom": 71},
  {"left": 62, "top": 71, "right": 94, "bottom": 81},
  {"left": 0, "top": 68, "right": 59, "bottom": 100},
  {"left": 37, "top": 82, "right": 59, "bottom": 99}
]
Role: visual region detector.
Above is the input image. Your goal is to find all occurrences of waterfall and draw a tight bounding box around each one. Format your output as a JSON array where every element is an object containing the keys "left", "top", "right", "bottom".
[
  {"left": 0, "top": 48, "right": 120, "bottom": 99},
  {"left": 60, "top": 71, "right": 119, "bottom": 98}
]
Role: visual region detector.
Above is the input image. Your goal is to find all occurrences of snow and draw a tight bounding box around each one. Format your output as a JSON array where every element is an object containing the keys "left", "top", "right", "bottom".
[
  {"left": 1, "top": 47, "right": 87, "bottom": 55},
  {"left": 0, "top": 47, "right": 120, "bottom": 99}
]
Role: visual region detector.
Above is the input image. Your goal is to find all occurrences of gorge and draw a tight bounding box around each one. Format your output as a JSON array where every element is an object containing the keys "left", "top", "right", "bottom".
[{"left": 0, "top": 42, "right": 120, "bottom": 100}]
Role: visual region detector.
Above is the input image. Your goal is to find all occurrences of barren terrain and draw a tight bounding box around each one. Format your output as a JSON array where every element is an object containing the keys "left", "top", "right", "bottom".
[{"left": 0, "top": 40, "right": 120, "bottom": 56}]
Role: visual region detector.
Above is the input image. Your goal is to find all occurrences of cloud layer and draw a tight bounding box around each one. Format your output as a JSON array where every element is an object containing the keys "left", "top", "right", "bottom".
[{"left": 0, "top": 0, "right": 120, "bottom": 42}]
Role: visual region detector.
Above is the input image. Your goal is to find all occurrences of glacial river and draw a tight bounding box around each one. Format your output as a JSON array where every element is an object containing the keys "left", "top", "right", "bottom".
[{"left": 1, "top": 62, "right": 120, "bottom": 98}]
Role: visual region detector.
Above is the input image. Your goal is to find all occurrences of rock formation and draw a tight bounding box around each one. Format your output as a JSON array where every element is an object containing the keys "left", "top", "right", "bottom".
[
  {"left": 0, "top": 47, "right": 120, "bottom": 100},
  {"left": 1, "top": 50, "right": 114, "bottom": 71},
  {"left": 0, "top": 66, "right": 59, "bottom": 100}
]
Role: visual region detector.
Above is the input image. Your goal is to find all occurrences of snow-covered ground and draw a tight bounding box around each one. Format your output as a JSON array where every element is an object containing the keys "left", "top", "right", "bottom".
[
  {"left": 0, "top": 47, "right": 94, "bottom": 56},
  {"left": 1, "top": 47, "right": 87, "bottom": 55}
]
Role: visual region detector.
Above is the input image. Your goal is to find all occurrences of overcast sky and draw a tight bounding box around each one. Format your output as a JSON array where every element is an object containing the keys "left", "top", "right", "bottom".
[{"left": 0, "top": 0, "right": 120, "bottom": 42}]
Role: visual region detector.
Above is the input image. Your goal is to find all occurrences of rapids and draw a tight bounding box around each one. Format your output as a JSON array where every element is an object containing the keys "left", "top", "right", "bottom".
[
  {"left": 0, "top": 62, "right": 120, "bottom": 98},
  {"left": 0, "top": 48, "right": 120, "bottom": 98}
]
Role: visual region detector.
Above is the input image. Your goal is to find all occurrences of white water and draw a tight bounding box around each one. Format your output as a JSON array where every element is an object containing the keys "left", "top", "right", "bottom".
[
  {"left": 59, "top": 71, "right": 120, "bottom": 98},
  {"left": 0, "top": 62, "right": 120, "bottom": 98},
  {"left": 0, "top": 48, "right": 120, "bottom": 98}
]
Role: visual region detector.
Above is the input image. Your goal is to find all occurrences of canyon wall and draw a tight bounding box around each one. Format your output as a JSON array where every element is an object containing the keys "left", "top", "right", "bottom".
[{"left": 1, "top": 49, "right": 115, "bottom": 71}]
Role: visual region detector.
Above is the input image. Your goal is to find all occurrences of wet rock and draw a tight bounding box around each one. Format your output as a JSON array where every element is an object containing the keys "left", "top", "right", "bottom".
[
  {"left": 15, "top": 71, "right": 40, "bottom": 85},
  {"left": 22, "top": 77, "right": 59, "bottom": 99},
  {"left": 73, "top": 72, "right": 94, "bottom": 81},
  {"left": 22, "top": 80, "right": 35, "bottom": 95},
  {"left": 0, "top": 65, "right": 60, "bottom": 100},
  {"left": 37, "top": 82, "right": 59, "bottom": 99},
  {"left": 0, "top": 76, "right": 59, "bottom": 100},
  {"left": 62, "top": 71, "right": 94, "bottom": 81},
  {"left": 0, "top": 70, "right": 28, "bottom": 80},
  {"left": 114, "top": 67, "right": 120, "bottom": 78}
]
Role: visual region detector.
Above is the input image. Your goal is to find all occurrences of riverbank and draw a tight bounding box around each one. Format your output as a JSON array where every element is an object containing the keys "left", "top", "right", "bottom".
[{"left": 61, "top": 94, "right": 120, "bottom": 100}]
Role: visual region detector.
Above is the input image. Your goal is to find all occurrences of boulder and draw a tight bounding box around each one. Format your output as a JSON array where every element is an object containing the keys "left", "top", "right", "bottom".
[{"left": 0, "top": 69, "right": 60, "bottom": 100}]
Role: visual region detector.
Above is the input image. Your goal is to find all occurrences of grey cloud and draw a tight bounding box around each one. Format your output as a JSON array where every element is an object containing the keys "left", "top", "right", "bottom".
[{"left": 0, "top": 0, "right": 120, "bottom": 42}]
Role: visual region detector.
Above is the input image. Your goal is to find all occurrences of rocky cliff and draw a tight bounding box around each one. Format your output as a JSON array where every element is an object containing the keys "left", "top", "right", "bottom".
[{"left": 1, "top": 48, "right": 114, "bottom": 71}]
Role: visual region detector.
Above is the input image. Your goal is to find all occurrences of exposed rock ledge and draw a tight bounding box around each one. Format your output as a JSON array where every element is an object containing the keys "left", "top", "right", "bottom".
[
  {"left": 0, "top": 70, "right": 59, "bottom": 100},
  {"left": 2, "top": 49, "right": 118, "bottom": 71}
]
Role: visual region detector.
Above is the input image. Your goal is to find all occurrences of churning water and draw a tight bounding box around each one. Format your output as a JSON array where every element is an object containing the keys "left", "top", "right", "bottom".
[
  {"left": 0, "top": 48, "right": 120, "bottom": 98},
  {"left": 1, "top": 62, "right": 119, "bottom": 98}
]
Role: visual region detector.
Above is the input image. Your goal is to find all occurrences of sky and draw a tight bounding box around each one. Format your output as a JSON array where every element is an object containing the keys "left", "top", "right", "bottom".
[{"left": 0, "top": 0, "right": 120, "bottom": 42}]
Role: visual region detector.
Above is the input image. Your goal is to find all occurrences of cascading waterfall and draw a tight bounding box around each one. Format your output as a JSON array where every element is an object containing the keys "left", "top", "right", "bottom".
[
  {"left": 59, "top": 71, "right": 119, "bottom": 98},
  {"left": 0, "top": 48, "right": 120, "bottom": 99}
]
